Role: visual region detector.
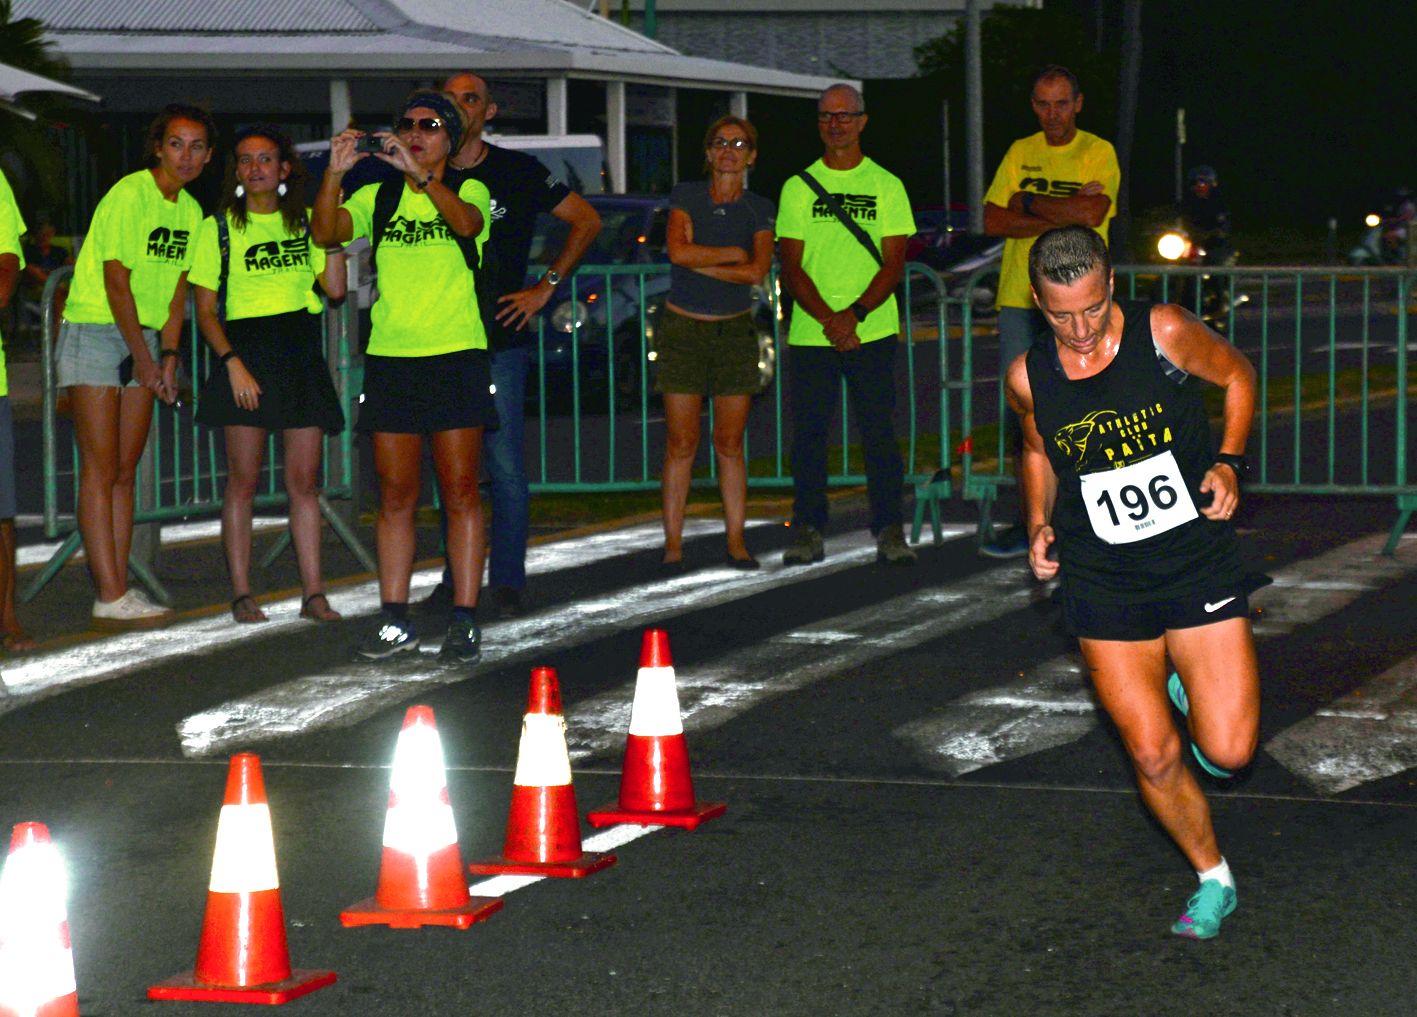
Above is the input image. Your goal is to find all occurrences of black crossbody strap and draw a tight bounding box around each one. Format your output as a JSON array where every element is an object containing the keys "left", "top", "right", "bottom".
[
  {"left": 216, "top": 213, "right": 231, "bottom": 325},
  {"left": 795, "top": 169, "right": 883, "bottom": 267}
]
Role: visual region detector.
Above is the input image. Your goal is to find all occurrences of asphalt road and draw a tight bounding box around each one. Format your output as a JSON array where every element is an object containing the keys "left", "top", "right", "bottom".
[{"left": 2, "top": 488, "right": 1416, "bottom": 1017}]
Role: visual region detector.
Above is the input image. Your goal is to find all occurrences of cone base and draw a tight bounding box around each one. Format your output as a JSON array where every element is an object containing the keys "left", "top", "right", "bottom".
[
  {"left": 340, "top": 894, "right": 503, "bottom": 930},
  {"left": 467, "top": 850, "right": 616, "bottom": 879},
  {"left": 586, "top": 799, "right": 727, "bottom": 830},
  {"left": 148, "top": 968, "right": 336, "bottom": 1004}
]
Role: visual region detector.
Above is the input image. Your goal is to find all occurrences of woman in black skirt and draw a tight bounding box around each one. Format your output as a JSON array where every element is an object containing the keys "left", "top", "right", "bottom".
[{"left": 191, "top": 125, "right": 346, "bottom": 623}]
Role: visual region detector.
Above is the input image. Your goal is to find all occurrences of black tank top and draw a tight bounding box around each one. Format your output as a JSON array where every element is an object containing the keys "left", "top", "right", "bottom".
[{"left": 1025, "top": 300, "right": 1240, "bottom": 602}]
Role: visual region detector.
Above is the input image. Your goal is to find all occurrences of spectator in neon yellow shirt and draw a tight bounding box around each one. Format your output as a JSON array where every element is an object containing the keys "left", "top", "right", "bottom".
[
  {"left": 0, "top": 169, "right": 34, "bottom": 652},
  {"left": 56, "top": 104, "right": 214, "bottom": 626}
]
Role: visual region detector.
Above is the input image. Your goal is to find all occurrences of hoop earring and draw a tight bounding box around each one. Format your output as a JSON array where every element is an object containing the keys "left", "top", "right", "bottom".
[
  {"left": 234, "top": 184, "right": 245, "bottom": 199},
  {"left": 277, "top": 182, "right": 287, "bottom": 197}
]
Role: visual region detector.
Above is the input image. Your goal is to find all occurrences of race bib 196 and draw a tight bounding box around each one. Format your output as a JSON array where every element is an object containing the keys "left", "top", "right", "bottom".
[{"left": 1079, "top": 449, "right": 1198, "bottom": 544}]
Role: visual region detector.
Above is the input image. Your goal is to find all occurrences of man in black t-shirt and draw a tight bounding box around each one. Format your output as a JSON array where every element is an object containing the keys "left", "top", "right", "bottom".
[{"left": 425, "top": 72, "right": 602, "bottom": 618}]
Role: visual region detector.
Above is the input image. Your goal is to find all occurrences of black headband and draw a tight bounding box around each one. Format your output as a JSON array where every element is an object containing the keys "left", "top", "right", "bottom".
[{"left": 399, "top": 91, "right": 463, "bottom": 154}]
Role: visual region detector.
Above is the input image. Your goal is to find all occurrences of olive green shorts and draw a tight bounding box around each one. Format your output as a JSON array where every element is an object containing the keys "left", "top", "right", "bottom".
[{"left": 654, "top": 309, "right": 762, "bottom": 397}]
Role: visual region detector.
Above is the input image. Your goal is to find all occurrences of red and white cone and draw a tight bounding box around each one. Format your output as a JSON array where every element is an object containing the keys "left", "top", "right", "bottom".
[
  {"left": 148, "top": 753, "right": 336, "bottom": 1004},
  {"left": 0, "top": 822, "right": 78, "bottom": 1017},
  {"left": 468, "top": 667, "right": 616, "bottom": 879},
  {"left": 589, "top": 629, "right": 726, "bottom": 829},
  {"left": 342, "top": 705, "right": 502, "bottom": 929}
]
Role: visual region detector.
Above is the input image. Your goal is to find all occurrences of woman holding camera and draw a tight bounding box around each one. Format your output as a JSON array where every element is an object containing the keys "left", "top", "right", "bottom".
[
  {"left": 191, "top": 125, "right": 347, "bottom": 624},
  {"left": 658, "top": 115, "right": 775, "bottom": 570},
  {"left": 56, "top": 103, "right": 214, "bottom": 625},
  {"left": 312, "top": 90, "right": 491, "bottom": 663}
]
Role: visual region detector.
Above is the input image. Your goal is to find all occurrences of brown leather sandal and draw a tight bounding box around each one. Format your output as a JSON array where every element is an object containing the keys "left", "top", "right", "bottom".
[
  {"left": 231, "top": 594, "right": 268, "bottom": 624},
  {"left": 299, "top": 592, "right": 341, "bottom": 622}
]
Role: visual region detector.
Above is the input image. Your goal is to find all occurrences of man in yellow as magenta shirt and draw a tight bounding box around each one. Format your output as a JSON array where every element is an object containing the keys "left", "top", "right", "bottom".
[
  {"left": 776, "top": 82, "right": 917, "bottom": 569},
  {"left": 980, "top": 64, "right": 1120, "bottom": 558},
  {"left": 56, "top": 103, "right": 214, "bottom": 625}
]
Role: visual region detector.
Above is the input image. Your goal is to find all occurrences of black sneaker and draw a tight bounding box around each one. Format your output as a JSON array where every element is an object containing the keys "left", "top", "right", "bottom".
[
  {"left": 356, "top": 613, "right": 419, "bottom": 660},
  {"left": 439, "top": 618, "right": 482, "bottom": 664},
  {"left": 978, "top": 523, "right": 1029, "bottom": 560},
  {"left": 489, "top": 585, "right": 524, "bottom": 619}
]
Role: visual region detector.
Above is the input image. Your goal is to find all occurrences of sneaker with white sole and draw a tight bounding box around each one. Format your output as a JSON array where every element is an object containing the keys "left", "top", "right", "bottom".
[
  {"left": 356, "top": 613, "right": 420, "bottom": 660},
  {"left": 876, "top": 524, "right": 918, "bottom": 566},
  {"left": 92, "top": 589, "right": 173, "bottom": 627}
]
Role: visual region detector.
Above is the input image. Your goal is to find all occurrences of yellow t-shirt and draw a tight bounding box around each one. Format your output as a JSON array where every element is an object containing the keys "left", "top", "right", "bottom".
[
  {"left": 0, "top": 171, "right": 26, "bottom": 398},
  {"left": 188, "top": 210, "right": 327, "bottom": 320},
  {"left": 984, "top": 130, "right": 1120, "bottom": 309},
  {"left": 64, "top": 170, "right": 203, "bottom": 328},
  {"left": 776, "top": 157, "right": 916, "bottom": 346},
  {"left": 342, "top": 178, "right": 491, "bottom": 357}
]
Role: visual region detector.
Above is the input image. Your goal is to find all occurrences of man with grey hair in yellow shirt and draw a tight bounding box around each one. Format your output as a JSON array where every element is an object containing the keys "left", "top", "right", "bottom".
[
  {"left": 981, "top": 64, "right": 1120, "bottom": 559},
  {"left": 777, "top": 82, "right": 917, "bottom": 567}
]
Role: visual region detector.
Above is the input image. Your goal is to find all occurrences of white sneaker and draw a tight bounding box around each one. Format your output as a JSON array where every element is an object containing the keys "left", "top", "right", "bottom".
[{"left": 92, "top": 589, "right": 174, "bottom": 627}]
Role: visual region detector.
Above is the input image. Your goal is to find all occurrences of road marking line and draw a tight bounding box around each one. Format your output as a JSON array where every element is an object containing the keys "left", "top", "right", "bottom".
[
  {"left": 897, "top": 532, "right": 1417, "bottom": 781},
  {"left": 466, "top": 823, "right": 662, "bottom": 898},
  {"left": 177, "top": 526, "right": 975, "bottom": 757},
  {"left": 1267, "top": 653, "right": 1417, "bottom": 794},
  {"left": 0, "top": 518, "right": 776, "bottom": 708},
  {"left": 562, "top": 557, "right": 1040, "bottom": 762}
]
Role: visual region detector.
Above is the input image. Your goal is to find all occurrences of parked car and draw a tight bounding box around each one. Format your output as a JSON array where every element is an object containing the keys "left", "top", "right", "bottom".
[
  {"left": 528, "top": 193, "right": 778, "bottom": 407},
  {"left": 908, "top": 203, "right": 1004, "bottom": 314}
]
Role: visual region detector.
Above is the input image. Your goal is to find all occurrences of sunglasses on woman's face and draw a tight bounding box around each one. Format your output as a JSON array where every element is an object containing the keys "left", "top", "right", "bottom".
[
  {"left": 709, "top": 137, "right": 750, "bottom": 150},
  {"left": 396, "top": 117, "right": 445, "bottom": 134}
]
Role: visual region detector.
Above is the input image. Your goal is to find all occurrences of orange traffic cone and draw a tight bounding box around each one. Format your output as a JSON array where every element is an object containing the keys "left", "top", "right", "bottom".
[
  {"left": 468, "top": 667, "right": 616, "bottom": 879},
  {"left": 0, "top": 822, "right": 79, "bottom": 1017},
  {"left": 588, "top": 629, "right": 726, "bottom": 829},
  {"left": 342, "top": 705, "right": 503, "bottom": 929},
  {"left": 148, "top": 753, "right": 335, "bottom": 1004}
]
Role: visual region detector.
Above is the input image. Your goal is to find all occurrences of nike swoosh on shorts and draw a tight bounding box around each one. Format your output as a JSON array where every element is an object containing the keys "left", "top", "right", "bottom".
[{"left": 1204, "top": 596, "right": 1237, "bottom": 613}]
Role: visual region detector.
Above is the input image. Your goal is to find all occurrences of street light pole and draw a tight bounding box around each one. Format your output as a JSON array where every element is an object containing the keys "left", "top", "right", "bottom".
[{"left": 965, "top": 0, "right": 984, "bottom": 232}]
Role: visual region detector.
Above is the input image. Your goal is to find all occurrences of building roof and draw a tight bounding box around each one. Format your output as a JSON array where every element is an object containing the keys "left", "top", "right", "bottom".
[{"left": 19, "top": 0, "right": 846, "bottom": 96}]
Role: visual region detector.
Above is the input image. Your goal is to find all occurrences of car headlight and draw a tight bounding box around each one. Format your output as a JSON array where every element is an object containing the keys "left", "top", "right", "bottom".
[
  {"left": 550, "top": 299, "right": 589, "bottom": 334},
  {"left": 1156, "top": 231, "right": 1190, "bottom": 261}
]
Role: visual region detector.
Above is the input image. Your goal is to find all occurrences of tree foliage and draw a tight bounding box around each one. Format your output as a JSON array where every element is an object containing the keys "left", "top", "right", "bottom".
[{"left": 912, "top": 4, "right": 1119, "bottom": 169}]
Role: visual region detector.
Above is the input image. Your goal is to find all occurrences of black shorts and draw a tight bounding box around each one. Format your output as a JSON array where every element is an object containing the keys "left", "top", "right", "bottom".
[
  {"left": 1063, "top": 582, "right": 1249, "bottom": 642},
  {"left": 356, "top": 349, "right": 499, "bottom": 435}
]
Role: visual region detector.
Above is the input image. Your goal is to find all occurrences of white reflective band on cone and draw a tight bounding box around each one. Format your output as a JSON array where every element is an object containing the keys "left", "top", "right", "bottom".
[
  {"left": 382, "top": 801, "right": 457, "bottom": 856},
  {"left": 511, "top": 713, "right": 573, "bottom": 787},
  {"left": 627, "top": 666, "right": 684, "bottom": 736},
  {"left": 0, "top": 841, "right": 76, "bottom": 1011},
  {"left": 207, "top": 804, "right": 280, "bottom": 893},
  {"left": 389, "top": 721, "right": 448, "bottom": 799}
]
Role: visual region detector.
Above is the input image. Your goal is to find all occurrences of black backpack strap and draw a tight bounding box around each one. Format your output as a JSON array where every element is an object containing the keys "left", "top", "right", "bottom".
[
  {"left": 795, "top": 169, "right": 883, "bottom": 268},
  {"left": 216, "top": 213, "right": 231, "bottom": 324},
  {"left": 368, "top": 175, "right": 403, "bottom": 275}
]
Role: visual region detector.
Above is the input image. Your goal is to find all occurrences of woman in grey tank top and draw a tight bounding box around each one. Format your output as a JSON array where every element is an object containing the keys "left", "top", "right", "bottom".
[{"left": 657, "top": 115, "right": 775, "bottom": 570}]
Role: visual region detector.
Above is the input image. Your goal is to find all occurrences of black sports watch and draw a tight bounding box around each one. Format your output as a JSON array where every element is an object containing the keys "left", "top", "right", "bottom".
[
  {"left": 849, "top": 302, "right": 869, "bottom": 322},
  {"left": 1213, "top": 452, "right": 1249, "bottom": 481}
]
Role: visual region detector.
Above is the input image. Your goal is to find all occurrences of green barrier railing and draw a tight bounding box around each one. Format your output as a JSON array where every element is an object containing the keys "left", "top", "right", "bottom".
[
  {"left": 520, "top": 261, "right": 955, "bottom": 517},
  {"left": 941, "top": 262, "right": 1415, "bottom": 555},
  {"left": 25, "top": 265, "right": 374, "bottom": 603}
]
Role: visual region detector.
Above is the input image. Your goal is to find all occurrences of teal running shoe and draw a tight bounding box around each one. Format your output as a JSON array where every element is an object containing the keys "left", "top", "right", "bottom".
[
  {"left": 1171, "top": 879, "right": 1237, "bottom": 939},
  {"left": 1167, "top": 671, "right": 1234, "bottom": 779}
]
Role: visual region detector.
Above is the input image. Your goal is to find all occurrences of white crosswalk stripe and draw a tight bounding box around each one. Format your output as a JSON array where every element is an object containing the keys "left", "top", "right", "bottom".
[
  {"left": 177, "top": 525, "right": 976, "bottom": 757},
  {"left": 894, "top": 533, "right": 1417, "bottom": 780},
  {"left": 0, "top": 518, "right": 773, "bottom": 712}
]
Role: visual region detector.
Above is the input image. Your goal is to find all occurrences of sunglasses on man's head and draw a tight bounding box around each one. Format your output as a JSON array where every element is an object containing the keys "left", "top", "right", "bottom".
[{"left": 396, "top": 117, "right": 445, "bottom": 133}]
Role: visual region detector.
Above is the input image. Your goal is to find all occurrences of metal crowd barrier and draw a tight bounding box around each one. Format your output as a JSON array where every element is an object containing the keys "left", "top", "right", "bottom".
[
  {"left": 520, "top": 261, "right": 955, "bottom": 506},
  {"left": 941, "top": 262, "right": 1415, "bottom": 555},
  {"left": 25, "top": 264, "right": 374, "bottom": 604}
]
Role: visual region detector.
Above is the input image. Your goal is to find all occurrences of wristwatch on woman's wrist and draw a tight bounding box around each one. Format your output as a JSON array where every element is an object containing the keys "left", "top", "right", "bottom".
[
  {"left": 543, "top": 269, "right": 562, "bottom": 286},
  {"left": 850, "top": 302, "right": 869, "bottom": 322}
]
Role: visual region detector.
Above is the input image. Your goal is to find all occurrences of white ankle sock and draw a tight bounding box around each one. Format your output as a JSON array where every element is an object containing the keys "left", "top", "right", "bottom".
[{"left": 1197, "top": 857, "right": 1234, "bottom": 890}]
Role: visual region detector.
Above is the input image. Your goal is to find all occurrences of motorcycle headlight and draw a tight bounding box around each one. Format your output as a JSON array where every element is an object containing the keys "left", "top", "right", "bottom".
[
  {"left": 1156, "top": 231, "right": 1190, "bottom": 261},
  {"left": 1365, "top": 213, "right": 1382, "bottom": 228},
  {"left": 550, "top": 299, "right": 589, "bottom": 334}
]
